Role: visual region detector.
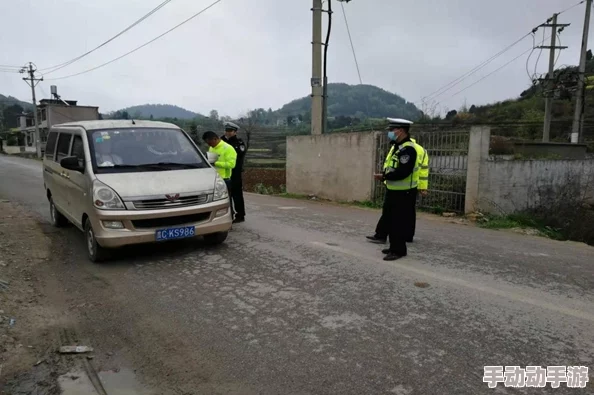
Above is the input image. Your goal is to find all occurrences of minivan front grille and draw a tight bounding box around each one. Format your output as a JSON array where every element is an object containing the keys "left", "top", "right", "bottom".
[
  {"left": 132, "top": 212, "right": 211, "bottom": 229},
  {"left": 132, "top": 194, "right": 210, "bottom": 210}
]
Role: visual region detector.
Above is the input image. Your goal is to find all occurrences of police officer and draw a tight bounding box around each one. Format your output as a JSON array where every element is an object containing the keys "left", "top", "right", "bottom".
[
  {"left": 221, "top": 121, "right": 247, "bottom": 223},
  {"left": 367, "top": 127, "right": 428, "bottom": 244},
  {"left": 369, "top": 118, "right": 423, "bottom": 261}
]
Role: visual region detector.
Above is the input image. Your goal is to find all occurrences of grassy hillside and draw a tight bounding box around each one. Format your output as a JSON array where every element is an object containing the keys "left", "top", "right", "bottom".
[
  {"left": 110, "top": 104, "right": 202, "bottom": 120},
  {"left": 0, "top": 94, "right": 32, "bottom": 111},
  {"left": 275, "top": 83, "right": 421, "bottom": 120},
  {"left": 440, "top": 57, "right": 594, "bottom": 143}
]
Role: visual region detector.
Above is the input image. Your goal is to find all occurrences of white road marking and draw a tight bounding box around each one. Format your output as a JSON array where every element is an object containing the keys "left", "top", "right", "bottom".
[
  {"left": 277, "top": 206, "right": 305, "bottom": 210},
  {"left": 311, "top": 241, "right": 594, "bottom": 323}
]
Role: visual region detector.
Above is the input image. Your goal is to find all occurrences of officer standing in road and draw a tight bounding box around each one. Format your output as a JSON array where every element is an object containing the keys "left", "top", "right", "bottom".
[
  {"left": 367, "top": 128, "right": 429, "bottom": 245},
  {"left": 368, "top": 118, "right": 423, "bottom": 261},
  {"left": 221, "top": 121, "right": 247, "bottom": 223}
]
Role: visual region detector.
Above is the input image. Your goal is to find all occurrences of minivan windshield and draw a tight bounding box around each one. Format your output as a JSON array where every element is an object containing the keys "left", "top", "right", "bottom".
[{"left": 89, "top": 127, "right": 208, "bottom": 173}]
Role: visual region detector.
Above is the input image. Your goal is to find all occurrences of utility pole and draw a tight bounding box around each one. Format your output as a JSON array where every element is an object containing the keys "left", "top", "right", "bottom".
[
  {"left": 572, "top": 0, "right": 592, "bottom": 144},
  {"left": 311, "top": 0, "right": 323, "bottom": 135},
  {"left": 20, "top": 62, "right": 43, "bottom": 158},
  {"left": 539, "top": 14, "right": 569, "bottom": 142}
]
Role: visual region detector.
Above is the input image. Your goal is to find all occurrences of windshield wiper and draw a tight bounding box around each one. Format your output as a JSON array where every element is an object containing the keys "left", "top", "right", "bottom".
[
  {"left": 97, "top": 163, "right": 203, "bottom": 170},
  {"left": 136, "top": 162, "right": 203, "bottom": 170}
]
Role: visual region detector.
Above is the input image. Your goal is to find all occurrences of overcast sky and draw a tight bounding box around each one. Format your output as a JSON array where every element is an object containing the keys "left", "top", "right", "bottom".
[{"left": 0, "top": 0, "right": 591, "bottom": 117}]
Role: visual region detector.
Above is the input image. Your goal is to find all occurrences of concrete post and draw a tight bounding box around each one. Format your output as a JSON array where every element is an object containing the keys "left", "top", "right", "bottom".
[{"left": 465, "top": 126, "right": 491, "bottom": 214}]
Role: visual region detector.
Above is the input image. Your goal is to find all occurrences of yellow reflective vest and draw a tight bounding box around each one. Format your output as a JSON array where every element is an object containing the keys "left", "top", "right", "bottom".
[
  {"left": 410, "top": 138, "right": 429, "bottom": 190},
  {"left": 209, "top": 140, "right": 237, "bottom": 179},
  {"left": 383, "top": 140, "right": 424, "bottom": 190}
]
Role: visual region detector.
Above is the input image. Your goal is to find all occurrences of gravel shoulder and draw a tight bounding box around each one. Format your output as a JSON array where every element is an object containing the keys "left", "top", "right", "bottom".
[{"left": 0, "top": 200, "right": 99, "bottom": 394}]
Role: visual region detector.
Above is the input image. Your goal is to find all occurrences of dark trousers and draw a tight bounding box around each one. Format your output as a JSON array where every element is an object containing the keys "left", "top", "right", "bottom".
[
  {"left": 375, "top": 190, "right": 418, "bottom": 242},
  {"left": 230, "top": 174, "right": 246, "bottom": 219},
  {"left": 380, "top": 188, "right": 417, "bottom": 256}
]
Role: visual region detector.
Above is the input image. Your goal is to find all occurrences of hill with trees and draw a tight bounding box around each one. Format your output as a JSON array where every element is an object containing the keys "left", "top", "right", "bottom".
[
  {"left": 431, "top": 52, "right": 594, "bottom": 143},
  {"left": 108, "top": 104, "right": 202, "bottom": 120},
  {"left": 274, "top": 83, "right": 421, "bottom": 121}
]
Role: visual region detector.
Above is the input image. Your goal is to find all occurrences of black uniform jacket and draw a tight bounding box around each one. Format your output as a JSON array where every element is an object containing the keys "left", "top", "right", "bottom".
[{"left": 221, "top": 135, "right": 247, "bottom": 176}]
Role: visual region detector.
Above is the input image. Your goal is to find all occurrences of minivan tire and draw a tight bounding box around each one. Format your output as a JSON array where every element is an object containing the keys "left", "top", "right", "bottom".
[
  {"left": 49, "top": 197, "right": 68, "bottom": 228},
  {"left": 203, "top": 231, "right": 228, "bottom": 246},
  {"left": 84, "top": 219, "right": 108, "bottom": 263}
]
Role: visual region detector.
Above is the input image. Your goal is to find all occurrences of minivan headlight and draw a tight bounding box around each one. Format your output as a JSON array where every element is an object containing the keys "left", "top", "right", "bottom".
[
  {"left": 93, "top": 180, "right": 125, "bottom": 210},
  {"left": 213, "top": 174, "right": 229, "bottom": 201}
]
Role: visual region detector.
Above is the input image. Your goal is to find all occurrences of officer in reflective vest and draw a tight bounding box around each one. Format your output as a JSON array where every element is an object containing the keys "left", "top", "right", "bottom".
[
  {"left": 202, "top": 130, "right": 237, "bottom": 192},
  {"left": 368, "top": 134, "right": 428, "bottom": 244},
  {"left": 221, "top": 121, "right": 247, "bottom": 223},
  {"left": 410, "top": 137, "right": 429, "bottom": 242},
  {"left": 369, "top": 118, "right": 423, "bottom": 261}
]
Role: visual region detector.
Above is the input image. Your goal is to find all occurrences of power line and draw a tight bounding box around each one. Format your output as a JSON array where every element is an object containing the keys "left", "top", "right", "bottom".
[
  {"left": 421, "top": 2, "right": 584, "bottom": 105},
  {"left": 340, "top": 2, "right": 362, "bottom": 85},
  {"left": 41, "top": 0, "right": 174, "bottom": 75},
  {"left": 554, "top": 34, "right": 562, "bottom": 67},
  {"left": 559, "top": 0, "right": 586, "bottom": 15},
  {"left": 534, "top": 27, "right": 546, "bottom": 78},
  {"left": 420, "top": 33, "right": 531, "bottom": 104},
  {"left": 47, "top": 0, "right": 222, "bottom": 81},
  {"left": 439, "top": 36, "right": 552, "bottom": 104}
]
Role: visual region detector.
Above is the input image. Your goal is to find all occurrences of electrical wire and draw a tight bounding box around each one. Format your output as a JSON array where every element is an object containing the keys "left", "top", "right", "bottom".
[
  {"left": 321, "top": 0, "right": 332, "bottom": 134},
  {"left": 439, "top": 35, "right": 552, "bottom": 104},
  {"left": 421, "top": 2, "right": 584, "bottom": 105},
  {"left": 534, "top": 27, "right": 546, "bottom": 78},
  {"left": 340, "top": 2, "right": 362, "bottom": 85},
  {"left": 41, "top": 0, "right": 174, "bottom": 75},
  {"left": 421, "top": 33, "right": 531, "bottom": 104},
  {"left": 526, "top": 32, "right": 537, "bottom": 81},
  {"left": 554, "top": 34, "right": 562, "bottom": 67},
  {"left": 558, "top": 0, "right": 586, "bottom": 15},
  {"left": 47, "top": 0, "right": 222, "bottom": 81}
]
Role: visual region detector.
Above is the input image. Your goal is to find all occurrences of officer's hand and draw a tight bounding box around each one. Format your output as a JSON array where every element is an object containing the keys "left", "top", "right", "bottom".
[
  {"left": 420, "top": 190, "right": 428, "bottom": 197},
  {"left": 374, "top": 173, "right": 383, "bottom": 181}
]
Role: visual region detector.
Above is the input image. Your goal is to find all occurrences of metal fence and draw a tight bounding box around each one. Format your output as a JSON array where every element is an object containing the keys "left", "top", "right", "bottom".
[{"left": 373, "top": 127, "right": 471, "bottom": 213}]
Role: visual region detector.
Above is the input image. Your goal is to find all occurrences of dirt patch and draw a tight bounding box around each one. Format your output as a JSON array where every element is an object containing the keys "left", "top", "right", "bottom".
[
  {"left": 243, "top": 168, "right": 286, "bottom": 193},
  {"left": 0, "top": 201, "right": 75, "bottom": 394}
]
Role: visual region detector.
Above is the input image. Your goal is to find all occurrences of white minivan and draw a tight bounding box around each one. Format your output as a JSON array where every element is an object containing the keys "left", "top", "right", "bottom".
[{"left": 42, "top": 120, "right": 233, "bottom": 262}]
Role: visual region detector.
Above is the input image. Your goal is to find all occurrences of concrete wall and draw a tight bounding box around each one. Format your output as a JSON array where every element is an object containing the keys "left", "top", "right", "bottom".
[
  {"left": 477, "top": 158, "right": 594, "bottom": 214},
  {"left": 286, "top": 132, "right": 377, "bottom": 202},
  {"left": 48, "top": 105, "right": 99, "bottom": 126},
  {"left": 2, "top": 146, "right": 24, "bottom": 154}
]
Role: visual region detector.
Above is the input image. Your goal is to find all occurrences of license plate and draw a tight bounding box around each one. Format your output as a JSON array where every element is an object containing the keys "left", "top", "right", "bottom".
[{"left": 155, "top": 226, "right": 196, "bottom": 241}]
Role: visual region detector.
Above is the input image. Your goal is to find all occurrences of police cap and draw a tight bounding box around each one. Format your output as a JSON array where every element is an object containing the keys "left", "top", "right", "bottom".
[
  {"left": 385, "top": 117, "right": 413, "bottom": 131},
  {"left": 224, "top": 121, "right": 240, "bottom": 132}
]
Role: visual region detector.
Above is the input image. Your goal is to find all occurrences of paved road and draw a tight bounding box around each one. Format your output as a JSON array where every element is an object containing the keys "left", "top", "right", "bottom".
[{"left": 1, "top": 154, "right": 593, "bottom": 394}]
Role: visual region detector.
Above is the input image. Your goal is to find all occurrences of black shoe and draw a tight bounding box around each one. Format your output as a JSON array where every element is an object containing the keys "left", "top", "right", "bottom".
[
  {"left": 382, "top": 249, "right": 391, "bottom": 254},
  {"left": 366, "top": 235, "right": 387, "bottom": 244},
  {"left": 406, "top": 239, "right": 414, "bottom": 243},
  {"left": 384, "top": 253, "right": 405, "bottom": 261},
  {"left": 233, "top": 217, "right": 245, "bottom": 224}
]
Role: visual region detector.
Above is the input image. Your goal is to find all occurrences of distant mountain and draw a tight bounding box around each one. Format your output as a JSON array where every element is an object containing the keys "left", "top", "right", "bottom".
[
  {"left": 0, "top": 94, "right": 33, "bottom": 111},
  {"left": 113, "top": 104, "right": 201, "bottom": 120},
  {"left": 274, "top": 83, "right": 421, "bottom": 120}
]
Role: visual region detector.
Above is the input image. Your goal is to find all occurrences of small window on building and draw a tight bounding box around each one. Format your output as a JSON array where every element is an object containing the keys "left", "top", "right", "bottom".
[
  {"left": 56, "top": 133, "right": 72, "bottom": 161},
  {"left": 45, "top": 131, "right": 59, "bottom": 160}
]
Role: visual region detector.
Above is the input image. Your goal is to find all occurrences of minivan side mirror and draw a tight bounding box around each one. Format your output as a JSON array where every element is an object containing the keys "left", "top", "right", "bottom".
[
  {"left": 206, "top": 152, "right": 218, "bottom": 164},
  {"left": 60, "top": 156, "right": 84, "bottom": 173}
]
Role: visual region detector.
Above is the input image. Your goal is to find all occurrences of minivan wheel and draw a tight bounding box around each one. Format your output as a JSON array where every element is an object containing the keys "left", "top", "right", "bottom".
[
  {"left": 49, "top": 198, "right": 68, "bottom": 227},
  {"left": 203, "top": 231, "right": 228, "bottom": 246},
  {"left": 84, "top": 219, "right": 108, "bottom": 263}
]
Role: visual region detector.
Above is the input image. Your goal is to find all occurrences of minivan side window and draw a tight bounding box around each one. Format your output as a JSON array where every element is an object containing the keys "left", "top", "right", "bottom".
[
  {"left": 45, "top": 131, "right": 58, "bottom": 160},
  {"left": 71, "top": 135, "right": 85, "bottom": 169},
  {"left": 56, "top": 133, "right": 72, "bottom": 162}
]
